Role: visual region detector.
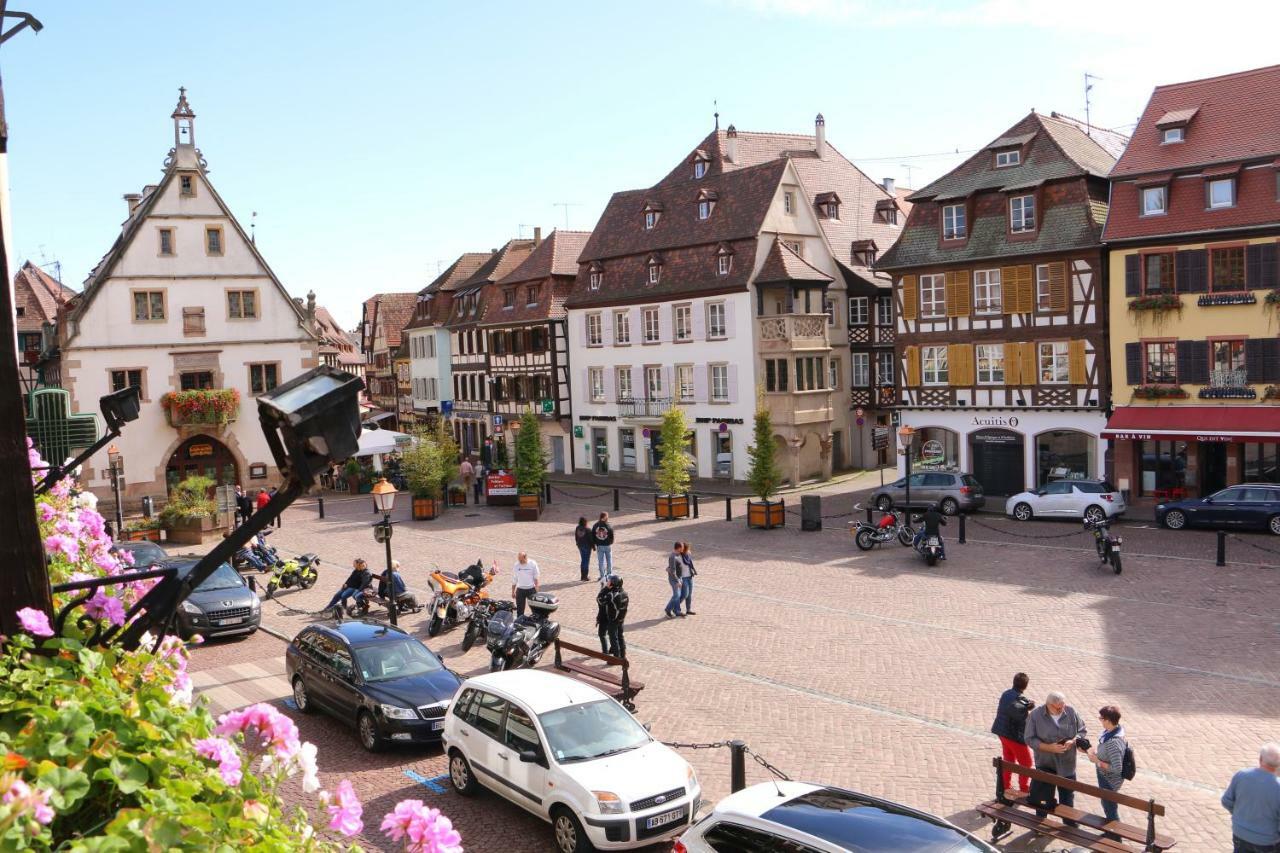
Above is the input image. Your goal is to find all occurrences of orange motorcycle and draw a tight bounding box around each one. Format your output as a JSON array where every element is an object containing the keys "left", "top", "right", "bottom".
[{"left": 426, "top": 560, "right": 497, "bottom": 638}]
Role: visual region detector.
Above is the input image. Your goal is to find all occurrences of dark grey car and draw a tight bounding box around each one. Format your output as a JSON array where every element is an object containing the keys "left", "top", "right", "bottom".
[
  {"left": 870, "top": 472, "right": 986, "bottom": 515},
  {"left": 168, "top": 558, "right": 261, "bottom": 640}
]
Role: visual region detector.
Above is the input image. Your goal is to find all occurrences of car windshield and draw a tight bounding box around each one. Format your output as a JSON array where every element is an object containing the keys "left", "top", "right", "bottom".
[
  {"left": 119, "top": 542, "right": 166, "bottom": 567},
  {"left": 537, "top": 699, "right": 650, "bottom": 764},
  {"left": 353, "top": 638, "right": 444, "bottom": 683},
  {"left": 761, "top": 788, "right": 987, "bottom": 852},
  {"left": 194, "top": 563, "right": 244, "bottom": 592}
]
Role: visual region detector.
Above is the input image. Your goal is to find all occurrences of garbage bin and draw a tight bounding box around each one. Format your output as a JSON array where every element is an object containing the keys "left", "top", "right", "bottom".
[{"left": 801, "top": 494, "right": 822, "bottom": 531}]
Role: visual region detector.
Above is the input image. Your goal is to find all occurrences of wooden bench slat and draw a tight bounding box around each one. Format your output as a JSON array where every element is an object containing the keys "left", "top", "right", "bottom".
[
  {"left": 978, "top": 802, "right": 1129, "bottom": 852},
  {"left": 993, "top": 758, "right": 1165, "bottom": 815},
  {"left": 557, "top": 659, "right": 646, "bottom": 690},
  {"left": 1003, "top": 794, "right": 1176, "bottom": 848}
]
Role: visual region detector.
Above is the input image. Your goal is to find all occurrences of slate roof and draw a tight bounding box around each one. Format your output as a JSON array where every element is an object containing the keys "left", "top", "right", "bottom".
[
  {"left": 879, "top": 203, "right": 1100, "bottom": 270},
  {"left": 405, "top": 251, "right": 494, "bottom": 331},
  {"left": 756, "top": 237, "right": 833, "bottom": 284},
  {"left": 446, "top": 239, "right": 536, "bottom": 329},
  {"left": 14, "top": 261, "right": 75, "bottom": 333},
  {"left": 1110, "top": 64, "right": 1280, "bottom": 178}
]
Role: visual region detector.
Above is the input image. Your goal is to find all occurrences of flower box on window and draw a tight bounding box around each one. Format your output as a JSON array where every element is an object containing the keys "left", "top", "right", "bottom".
[
  {"left": 1199, "top": 386, "right": 1256, "bottom": 399},
  {"left": 1197, "top": 292, "right": 1257, "bottom": 307},
  {"left": 1132, "top": 385, "right": 1189, "bottom": 400},
  {"left": 1266, "top": 290, "right": 1280, "bottom": 307},
  {"left": 1263, "top": 386, "right": 1280, "bottom": 402},
  {"left": 1127, "top": 294, "right": 1183, "bottom": 313},
  {"left": 161, "top": 389, "right": 240, "bottom": 427}
]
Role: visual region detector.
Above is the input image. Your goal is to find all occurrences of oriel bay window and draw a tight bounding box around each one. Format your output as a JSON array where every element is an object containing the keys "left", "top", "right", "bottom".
[
  {"left": 765, "top": 358, "right": 789, "bottom": 392},
  {"left": 1144, "top": 341, "right": 1178, "bottom": 384},
  {"left": 920, "top": 274, "right": 945, "bottom": 318},
  {"left": 921, "top": 346, "right": 948, "bottom": 385},
  {"left": 795, "top": 356, "right": 826, "bottom": 391},
  {"left": 1210, "top": 245, "right": 1245, "bottom": 291}
]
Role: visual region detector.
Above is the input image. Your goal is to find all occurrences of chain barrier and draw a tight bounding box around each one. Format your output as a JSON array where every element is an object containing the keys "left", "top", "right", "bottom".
[
  {"left": 660, "top": 741, "right": 792, "bottom": 781},
  {"left": 661, "top": 740, "right": 728, "bottom": 751},
  {"left": 784, "top": 507, "right": 855, "bottom": 520},
  {"left": 967, "top": 515, "right": 1083, "bottom": 540},
  {"left": 1228, "top": 534, "right": 1280, "bottom": 561},
  {"left": 548, "top": 484, "right": 614, "bottom": 500},
  {"left": 743, "top": 745, "right": 792, "bottom": 781}
]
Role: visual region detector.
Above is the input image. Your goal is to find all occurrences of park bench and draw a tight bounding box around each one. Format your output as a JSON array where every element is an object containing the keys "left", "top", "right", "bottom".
[
  {"left": 549, "top": 638, "right": 644, "bottom": 712},
  {"left": 977, "top": 758, "right": 1176, "bottom": 851}
]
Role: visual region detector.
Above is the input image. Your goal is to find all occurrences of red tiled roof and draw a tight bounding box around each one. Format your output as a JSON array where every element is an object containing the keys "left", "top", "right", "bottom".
[
  {"left": 446, "top": 239, "right": 536, "bottom": 329},
  {"left": 756, "top": 237, "right": 833, "bottom": 284},
  {"left": 313, "top": 305, "right": 355, "bottom": 353},
  {"left": 1104, "top": 164, "right": 1280, "bottom": 241},
  {"left": 497, "top": 230, "right": 592, "bottom": 285},
  {"left": 405, "top": 251, "right": 494, "bottom": 330},
  {"left": 1110, "top": 64, "right": 1280, "bottom": 178},
  {"left": 370, "top": 293, "right": 418, "bottom": 348},
  {"left": 13, "top": 261, "right": 75, "bottom": 333}
]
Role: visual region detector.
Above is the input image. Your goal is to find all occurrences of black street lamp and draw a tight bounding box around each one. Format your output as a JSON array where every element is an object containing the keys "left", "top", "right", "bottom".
[
  {"left": 107, "top": 444, "right": 124, "bottom": 537},
  {"left": 371, "top": 477, "right": 398, "bottom": 626},
  {"left": 898, "top": 425, "right": 916, "bottom": 513}
]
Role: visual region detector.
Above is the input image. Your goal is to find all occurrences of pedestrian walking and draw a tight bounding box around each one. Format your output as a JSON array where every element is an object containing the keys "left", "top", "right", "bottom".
[
  {"left": 267, "top": 486, "right": 281, "bottom": 526},
  {"left": 1024, "top": 690, "right": 1086, "bottom": 821},
  {"left": 473, "top": 459, "right": 485, "bottom": 504},
  {"left": 511, "top": 551, "right": 540, "bottom": 616},
  {"left": 1086, "top": 705, "right": 1128, "bottom": 834},
  {"left": 990, "top": 672, "right": 1035, "bottom": 793},
  {"left": 234, "top": 485, "right": 253, "bottom": 527},
  {"left": 678, "top": 541, "right": 697, "bottom": 615},
  {"left": 591, "top": 512, "right": 615, "bottom": 580},
  {"left": 574, "top": 517, "right": 595, "bottom": 582},
  {"left": 596, "top": 574, "right": 628, "bottom": 658},
  {"left": 664, "top": 541, "right": 684, "bottom": 618},
  {"left": 255, "top": 488, "right": 271, "bottom": 513},
  {"left": 460, "top": 457, "right": 475, "bottom": 501},
  {"left": 1222, "top": 743, "right": 1280, "bottom": 853}
]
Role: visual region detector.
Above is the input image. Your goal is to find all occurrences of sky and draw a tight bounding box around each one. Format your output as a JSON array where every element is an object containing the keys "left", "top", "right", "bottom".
[{"left": 5, "top": 0, "right": 1280, "bottom": 330}]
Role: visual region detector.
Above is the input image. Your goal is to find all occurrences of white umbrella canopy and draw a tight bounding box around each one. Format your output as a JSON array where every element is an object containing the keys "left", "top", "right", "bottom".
[{"left": 353, "top": 428, "right": 414, "bottom": 458}]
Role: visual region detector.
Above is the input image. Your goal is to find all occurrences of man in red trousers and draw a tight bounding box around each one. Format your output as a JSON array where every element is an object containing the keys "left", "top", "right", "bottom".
[{"left": 991, "top": 672, "right": 1035, "bottom": 792}]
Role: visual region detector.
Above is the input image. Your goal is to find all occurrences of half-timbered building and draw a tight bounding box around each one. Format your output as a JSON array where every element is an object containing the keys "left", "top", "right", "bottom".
[{"left": 877, "top": 112, "right": 1126, "bottom": 497}]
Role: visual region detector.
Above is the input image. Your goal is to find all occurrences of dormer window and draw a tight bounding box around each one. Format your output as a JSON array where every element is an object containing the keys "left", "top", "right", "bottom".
[
  {"left": 645, "top": 211, "right": 659, "bottom": 229},
  {"left": 694, "top": 161, "right": 707, "bottom": 179},
  {"left": 815, "top": 192, "right": 841, "bottom": 220},
  {"left": 698, "top": 200, "right": 712, "bottom": 220},
  {"left": 942, "top": 204, "right": 966, "bottom": 240},
  {"left": 1208, "top": 178, "right": 1236, "bottom": 209},
  {"left": 526, "top": 285, "right": 538, "bottom": 306},
  {"left": 995, "top": 149, "right": 1021, "bottom": 168},
  {"left": 1162, "top": 127, "right": 1184, "bottom": 144},
  {"left": 589, "top": 265, "right": 603, "bottom": 290},
  {"left": 874, "top": 198, "right": 898, "bottom": 225},
  {"left": 850, "top": 239, "right": 878, "bottom": 267},
  {"left": 1141, "top": 186, "right": 1167, "bottom": 216},
  {"left": 718, "top": 255, "right": 731, "bottom": 276},
  {"left": 1009, "top": 194, "right": 1036, "bottom": 233},
  {"left": 503, "top": 289, "right": 515, "bottom": 309},
  {"left": 648, "top": 259, "right": 662, "bottom": 285}
]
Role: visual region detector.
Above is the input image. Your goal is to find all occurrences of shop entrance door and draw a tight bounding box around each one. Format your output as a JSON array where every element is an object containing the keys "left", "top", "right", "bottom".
[
  {"left": 1200, "top": 443, "right": 1227, "bottom": 495},
  {"left": 591, "top": 428, "right": 608, "bottom": 475},
  {"left": 969, "top": 429, "right": 1025, "bottom": 497}
]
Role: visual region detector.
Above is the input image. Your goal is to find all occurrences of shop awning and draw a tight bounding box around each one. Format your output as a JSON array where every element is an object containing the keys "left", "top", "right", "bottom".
[{"left": 1102, "top": 407, "right": 1280, "bottom": 442}]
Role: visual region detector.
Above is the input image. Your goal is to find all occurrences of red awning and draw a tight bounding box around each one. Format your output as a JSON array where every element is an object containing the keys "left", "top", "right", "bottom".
[{"left": 1102, "top": 406, "right": 1280, "bottom": 443}]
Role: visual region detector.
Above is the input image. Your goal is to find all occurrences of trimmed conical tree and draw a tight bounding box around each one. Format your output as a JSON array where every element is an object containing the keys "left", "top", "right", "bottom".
[
  {"left": 746, "top": 401, "right": 782, "bottom": 501},
  {"left": 655, "top": 407, "right": 692, "bottom": 497},
  {"left": 513, "top": 409, "right": 548, "bottom": 496}
]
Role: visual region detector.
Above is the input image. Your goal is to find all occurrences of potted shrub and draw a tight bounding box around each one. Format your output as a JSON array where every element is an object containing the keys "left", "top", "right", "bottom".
[
  {"left": 653, "top": 407, "right": 692, "bottom": 520},
  {"left": 160, "top": 475, "right": 221, "bottom": 544},
  {"left": 122, "top": 516, "right": 162, "bottom": 542},
  {"left": 513, "top": 410, "right": 548, "bottom": 521},
  {"left": 343, "top": 458, "right": 362, "bottom": 494},
  {"left": 402, "top": 429, "right": 444, "bottom": 520},
  {"left": 745, "top": 401, "right": 785, "bottom": 529}
]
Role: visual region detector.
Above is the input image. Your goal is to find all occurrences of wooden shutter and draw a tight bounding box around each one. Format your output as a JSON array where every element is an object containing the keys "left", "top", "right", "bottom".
[
  {"left": 1176, "top": 340, "right": 1209, "bottom": 385},
  {"left": 1246, "top": 338, "right": 1280, "bottom": 384},
  {"left": 1048, "top": 262, "right": 1068, "bottom": 313},
  {"left": 1175, "top": 249, "right": 1207, "bottom": 293},
  {"left": 948, "top": 343, "right": 973, "bottom": 386},
  {"left": 900, "top": 275, "right": 918, "bottom": 321},
  {"left": 1021, "top": 341, "right": 1038, "bottom": 385},
  {"left": 1124, "top": 254, "right": 1141, "bottom": 297},
  {"left": 945, "top": 270, "right": 971, "bottom": 317},
  {"left": 1001, "top": 267, "right": 1020, "bottom": 314},
  {"left": 1125, "top": 342, "right": 1142, "bottom": 386},
  {"left": 1068, "top": 339, "right": 1087, "bottom": 384},
  {"left": 904, "top": 345, "right": 921, "bottom": 386},
  {"left": 1001, "top": 266, "right": 1032, "bottom": 313},
  {"left": 1018, "top": 266, "right": 1035, "bottom": 313},
  {"left": 1246, "top": 243, "right": 1278, "bottom": 291},
  {"left": 1004, "top": 343, "right": 1021, "bottom": 385}
]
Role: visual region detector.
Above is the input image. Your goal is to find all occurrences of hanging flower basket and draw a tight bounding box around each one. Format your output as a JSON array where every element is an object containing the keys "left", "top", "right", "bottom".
[
  {"left": 161, "top": 389, "right": 240, "bottom": 427},
  {"left": 1265, "top": 290, "right": 1280, "bottom": 307},
  {"left": 1132, "top": 385, "right": 1189, "bottom": 400},
  {"left": 1127, "top": 294, "right": 1183, "bottom": 313}
]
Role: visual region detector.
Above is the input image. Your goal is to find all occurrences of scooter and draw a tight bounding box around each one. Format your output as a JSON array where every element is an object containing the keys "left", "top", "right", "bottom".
[
  {"left": 263, "top": 555, "right": 320, "bottom": 598},
  {"left": 851, "top": 510, "right": 915, "bottom": 551},
  {"left": 1084, "top": 518, "right": 1122, "bottom": 574},
  {"left": 426, "top": 561, "right": 496, "bottom": 637},
  {"left": 486, "top": 593, "right": 560, "bottom": 672}
]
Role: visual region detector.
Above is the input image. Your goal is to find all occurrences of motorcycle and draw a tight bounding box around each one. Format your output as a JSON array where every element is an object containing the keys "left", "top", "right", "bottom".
[
  {"left": 915, "top": 532, "right": 944, "bottom": 567},
  {"left": 263, "top": 555, "right": 320, "bottom": 598},
  {"left": 1084, "top": 517, "right": 1122, "bottom": 574},
  {"left": 851, "top": 510, "right": 915, "bottom": 551},
  {"left": 461, "top": 597, "right": 504, "bottom": 652},
  {"left": 426, "top": 561, "right": 496, "bottom": 637},
  {"left": 486, "top": 593, "right": 560, "bottom": 672}
]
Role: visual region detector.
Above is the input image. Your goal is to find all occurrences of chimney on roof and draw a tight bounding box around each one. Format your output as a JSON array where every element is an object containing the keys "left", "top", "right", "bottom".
[
  {"left": 123, "top": 193, "right": 142, "bottom": 216},
  {"left": 882, "top": 177, "right": 895, "bottom": 195},
  {"left": 725, "top": 125, "right": 738, "bottom": 164},
  {"left": 815, "top": 113, "right": 826, "bottom": 159},
  {"left": 534, "top": 227, "right": 542, "bottom": 247}
]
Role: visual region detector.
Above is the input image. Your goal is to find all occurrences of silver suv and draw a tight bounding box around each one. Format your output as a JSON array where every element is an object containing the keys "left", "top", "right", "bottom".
[{"left": 870, "top": 472, "right": 986, "bottom": 515}]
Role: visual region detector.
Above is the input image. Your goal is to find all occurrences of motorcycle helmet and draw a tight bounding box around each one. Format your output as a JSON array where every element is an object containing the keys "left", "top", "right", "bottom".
[{"left": 609, "top": 574, "right": 624, "bottom": 589}]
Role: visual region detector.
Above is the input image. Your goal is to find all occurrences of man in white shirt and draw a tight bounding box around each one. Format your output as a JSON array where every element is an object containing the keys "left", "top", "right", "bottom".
[{"left": 511, "top": 551, "right": 540, "bottom": 616}]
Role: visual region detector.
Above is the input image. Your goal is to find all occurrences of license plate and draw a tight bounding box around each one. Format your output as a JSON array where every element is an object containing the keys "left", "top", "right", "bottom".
[
  {"left": 216, "top": 618, "right": 243, "bottom": 626},
  {"left": 431, "top": 720, "right": 445, "bottom": 730},
  {"left": 646, "top": 807, "right": 685, "bottom": 829},
  {"left": 1112, "top": 544, "right": 1121, "bottom": 553}
]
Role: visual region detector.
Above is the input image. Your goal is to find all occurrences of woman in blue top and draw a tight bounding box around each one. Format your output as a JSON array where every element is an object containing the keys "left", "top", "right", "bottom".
[
  {"left": 678, "top": 541, "right": 697, "bottom": 615},
  {"left": 1086, "top": 705, "right": 1127, "bottom": 830}
]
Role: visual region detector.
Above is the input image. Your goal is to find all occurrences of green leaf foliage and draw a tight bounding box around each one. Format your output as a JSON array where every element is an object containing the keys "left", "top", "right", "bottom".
[
  {"left": 513, "top": 410, "right": 548, "bottom": 495},
  {"left": 654, "top": 407, "right": 692, "bottom": 497},
  {"left": 746, "top": 401, "right": 782, "bottom": 500}
]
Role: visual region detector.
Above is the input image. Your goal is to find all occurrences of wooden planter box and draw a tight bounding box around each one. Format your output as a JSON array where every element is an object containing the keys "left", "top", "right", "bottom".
[
  {"left": 346, "top": 474, "right": 361, "bottom": 494},
  {"left": 746, "top": 498, "right": 785, "bottom": 530},
  {"left": 124, "top": 528, "right": 162, "bottom": 543},
  {"left": 514, "top": 493, "right": 543, "bottom": 522},
  {"left": 412, "top": 496, "right": 441, "bottom": 520},
  {"left": 655, "top": 493, "right": 690, "bottom": 520},
  {"left": 448, "top": 487, "right": 467, "bottom": 507},
  {"left": 165, "top": 516, "right": 223, "bottom": 545}
]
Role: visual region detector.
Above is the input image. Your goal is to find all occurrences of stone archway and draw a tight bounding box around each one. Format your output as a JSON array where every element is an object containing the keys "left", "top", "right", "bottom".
[{"left": 165, "top": 434, "right": 240, "bottom": 494}]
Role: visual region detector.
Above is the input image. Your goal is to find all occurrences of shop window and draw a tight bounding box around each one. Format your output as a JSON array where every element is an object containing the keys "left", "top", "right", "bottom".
[
  {"left": 1138, "top": 440, "right": 1188, "bottom": 496},
  {"left": 1243, "top": 444, "right": 1280, "bottom": 484},
  {"left": 1036, "top": 430, "right": 1095, "bottom": 487},
  {"left": 620, "top": 428, "right": 637, "bottom": 471},
  {"left": 908, "top": 427, "right": 959, "bottom": 471}
]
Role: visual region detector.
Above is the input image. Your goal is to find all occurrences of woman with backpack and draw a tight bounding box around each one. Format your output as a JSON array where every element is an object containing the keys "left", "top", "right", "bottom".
[
  {"left": 1086, "top": 705, "right": 1129, "bottom": 831},
  {"left": 574, "top": 517, "right": 595, "bottom": 582}
]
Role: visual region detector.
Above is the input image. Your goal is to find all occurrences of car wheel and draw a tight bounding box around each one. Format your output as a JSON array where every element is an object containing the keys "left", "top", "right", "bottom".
[
  {"left": 357, "top": 710, "right": 382, "bottom": 752},
  {"left": 551, "top": 807, "right": 593, "bottom": 853},
  {"left": 1269, "top": 515, "right": 1280, "bottom": 536},
  {"left": 1013, "top": 502, "right": 1033, "bottom": 522},
  {"left": 449, "top": 749, "right": 479, "bottom": 796},
  {"left": 1163, "top": 509, "right": 1187, "bottom": 530},
  {"left": 875, "top": 495, "right": 894, "bottom": 512},
  {"left": 940, "top": 498, "right": 959, "bottom": 516},
  {"left": 1083, "top": 505, "right": 1106, "bottom": 524},
  {"left": 291, "top": 677, "right": 313, "bottom": 714}
]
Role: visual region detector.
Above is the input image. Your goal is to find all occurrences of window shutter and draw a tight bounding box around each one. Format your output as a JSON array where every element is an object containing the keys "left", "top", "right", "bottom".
[
  {"left": 692, "top": 305, "right": 706, "bottom": 340},
  {"left": 1124, "top": 342, "right": 1142, "bottom": 386},
  {"left": 1004, "top": 343, "right": 1021, "bottom": 385},
  {"left": 182, "top": 306, "right": 205, "bottom": 336},
  {"left": 1176, "top": 340, "right": 1208, "bottom": 385},
  {"left": 900, "top": 275, "right": 918, "bottom": 321},
  {"left": 581, "top": 369, "right": 591, "bottom": 399},
  {"left": 1246, "top": 243, "right": 1278, "bottom": 291},
  {"left": 945, "top": 270, "right": 971, "bottom": 317},
  {"left": 726, "top": 365, "right": 739, "bottom": 403},
  {"left": 1068, "top": 339, "right": 1086, "bottom": 384},
  {"left": 1124, "top": 255, "right": 1140, "bottom": 297},
  {"left": 904, "top": 345, "right": 921, "bottom": 386},
  {"left": 663, "top": 366, "right": 673, "bottom": 398},
  {"left": 1021, "top": 341, "right": 1037, "bottom": 385},
  {"left": 1018, "top": 266, "right": 1035, "bottom": 313},
  {"left": 1246, "top": 338, "right": 1280, "bottom": 383},
  {"left": 693, "top": 365, "right": 708, "bottom": 402},
  {"left": 1048, "top": 262, "right": 1068, "bottom": 313},
  {"left": 1175, "top": 249, "right": 1207, "bottom": 293},
  {"left": 723, "top": 299, "right": 736, "bottom": 339},
  {"left": 1001, "top": 267, "right": 1032, "bottom": 314}
]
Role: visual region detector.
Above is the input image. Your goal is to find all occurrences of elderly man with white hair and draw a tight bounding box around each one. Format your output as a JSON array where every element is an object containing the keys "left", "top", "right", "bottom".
[
  {"left": 1222, "top": 743, "right": 1280, "bottom": 853},
  {"left": 1024, "top": 690, "right": 1087, "bottom": 821}
]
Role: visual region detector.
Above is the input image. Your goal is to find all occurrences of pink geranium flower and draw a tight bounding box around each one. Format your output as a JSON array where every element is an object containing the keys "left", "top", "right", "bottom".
[
  {"left": 195, "top": 736, "right": 243, "bottom": 786},
  {"left": 84, "top": 589, "right": 127, "bottom": 627},
  {"left": 16, "top": 608, "right": 53, "bottom": 638},
  {"left": 326, "top": 779, "right": 363, "bottom": 837},
  {"left": 3, "top": 778, "right": 54, "bottom": 825},
  {"left": 215, "top": 703, "right": 300, "bottom": 760},
  {"left": 43, "top": 534, "right": 79, "bottom": 562},
  {"left": 381, "top": 800, "right": 462, "bottom": 852}
]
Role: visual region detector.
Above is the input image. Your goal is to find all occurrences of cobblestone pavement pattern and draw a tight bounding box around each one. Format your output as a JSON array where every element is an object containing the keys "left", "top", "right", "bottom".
[{"left": 186, "top": 485, "right": 1280, "bottom": 851}]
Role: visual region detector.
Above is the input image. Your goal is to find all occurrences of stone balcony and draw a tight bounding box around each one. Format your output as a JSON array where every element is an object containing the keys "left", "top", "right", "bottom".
[{"left": 758, "top": 314, "right": 832, "bottom": 352}]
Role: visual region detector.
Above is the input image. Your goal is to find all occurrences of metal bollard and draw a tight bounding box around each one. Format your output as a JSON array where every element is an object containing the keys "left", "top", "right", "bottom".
[
  {"left": 692, "top": 494, "right": 699, "bottom": 519},
  {"left": 959, "top": 513, "right": 966, "bottom": 544},
  {"left": 865, "top": 505, "right": 873, "bottom": 525},
  {"left": 613, "top": 488, "right": 620, "bottom": 512},
  {"left": 725, "top": 496, "right": 732, "bottom": 521},
  {"left": 318, "top": 497, "right": 325, "bottom": 520},
  {"left": 729, "top": 740, "right": 747, "bottom": 793},
  {"left": 1216, "top": 530, "right": 1226, "bottom": 567},
  {"left": 544, "top": 482, "right": 552, "bottom": 505}
]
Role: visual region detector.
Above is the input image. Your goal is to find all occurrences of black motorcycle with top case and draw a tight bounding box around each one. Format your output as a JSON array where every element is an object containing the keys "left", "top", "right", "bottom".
[{"left": 485, "top": 593, "right": 559, "bottom": 672}]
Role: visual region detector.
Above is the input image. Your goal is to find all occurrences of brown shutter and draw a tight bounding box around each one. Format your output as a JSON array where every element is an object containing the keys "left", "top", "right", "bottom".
[
  {"left": 1001, "top": 266, "right": 1032, "bottom": 314},
  {"left": 1004, "top": 343, "right": 1021, "bottom": 385},
  {"left": 1018, "top": 266, "right": 1035, "bottom": 313},
  {"left": 945, "top": 270, "right": 971, "bottom": 317},
  {"left": 948, "top": 343, "right": 974, "bottom": 385},
  {"left": 1021, "top": 340, "right": 1038, "bottom": 385},
  {"left": 1048, "top": 262, "right": 1068, "bottom": 313},
  {"left": 904, "top": 345, "right": 920, "bottom": 386},
  {"left": 182, "top": 306, "right": 205, "bottom": 336},
  {"left": 1068, "top": 339, "right": 1086, "bottom": 384},
  {"left": 900, "top": 275, "right": 918, "bottom": 321},
  {"left": 1001, "top": 267, "right": 1020, "bottom": 314}
]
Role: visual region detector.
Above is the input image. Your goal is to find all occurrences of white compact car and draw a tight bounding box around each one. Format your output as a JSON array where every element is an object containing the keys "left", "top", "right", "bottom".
[
  {"left": 442, "top": 670, "right": 700, "bottom": 853},
  {"left": 1005, "top": 479, "right": 1126, "bottom": 523},
  {"left": 677, "top": 780, "right": 997, "bottom": 852}
]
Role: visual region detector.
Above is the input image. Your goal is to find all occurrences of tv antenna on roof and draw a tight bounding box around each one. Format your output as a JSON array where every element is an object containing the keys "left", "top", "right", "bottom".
[
  {"left": 551, "top": 202, "right": 580, "bottom": 228},
  {"left": 714, "top": 99, "right": 719, "bottom": 130},
  {"left": 250, "top": 211, "right": 257, "bottom": 245},
  {"left": 1084, "top": 72, "right": 1101, "bottom": 137},
  {"left": 899, "top": 164, "right": 916, "bottom": 189}
]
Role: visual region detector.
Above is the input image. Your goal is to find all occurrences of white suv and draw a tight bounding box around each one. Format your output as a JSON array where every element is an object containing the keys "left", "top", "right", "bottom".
[{"left": 442, "top": 670, "right": 701, "bottom": 852}]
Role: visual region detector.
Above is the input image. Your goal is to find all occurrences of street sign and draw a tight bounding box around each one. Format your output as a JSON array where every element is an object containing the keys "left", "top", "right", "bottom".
[
  {"left": 573, "top": 425, "right": 584, "bottom": 438},
  {"left": 493, "top": 415, "right": 504, "bottom": 427},
  {"left": 374, "top": 522, "right": 393, "bottom": 544},
  {"left": 441, "top": 400, "right": 453, "bottom": 415},
  {"left": 541, "top": 399, "right": 554, "bottom": 414},
  {"left": 856, "top": 417, "right": 865, "bottom": 427},
  {"left": 855, "top": 407, "right": 865, "bottom": 418},
  {"left": 871, "top": 426, "right": 890, "bottom": 451}
]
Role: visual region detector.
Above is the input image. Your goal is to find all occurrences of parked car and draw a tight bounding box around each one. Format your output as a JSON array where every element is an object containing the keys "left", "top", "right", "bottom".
[
  {"left": 168, "top": 558, "right": 260, "bottom": 640},
  {"left": 676, "top": 780, "right": 997, "bottom": 852},
  {"left": 870, "top": 472, "right": 985, "bottom": 515},
  {"left": 1156, "top": 484, "right": 1280, "bottom": 535},
  {"left": 1005, "top": 479, "right": 1126, "bottom": 523},
  {"left": 443, "top": 670, "right": 700, "bottom": 853},
  {"left": 286, "top": 619, "right": 462, "bottom": 751},
  {"left": 113, "top": 540, "right": 167, "bottom": 568}
]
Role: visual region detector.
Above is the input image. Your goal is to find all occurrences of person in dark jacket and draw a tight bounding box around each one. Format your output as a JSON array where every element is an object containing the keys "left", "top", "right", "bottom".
[
  {"left": 595, "top": 575, "right": 629, "bottom": 658},
  {"left": 913, "top": 503, "right": 947, "bottom": 560},
  {"left": 1025, "top": 690, "right": 1087, "bottom": 819},
  {"left": 325, "top": 558, "right": 373, "bottom": 612},
  {"left": 574, "top": 517, "right": 595, "bottom": 582},
  {"left": 591, "top": 512, "right": 615, "bottom": 580},
  {"left": 234, "top": 485, "right": 253, "bottom": 526},
  {"left": 991, "top": 672, "right": 1036, "bottom": 793}
]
